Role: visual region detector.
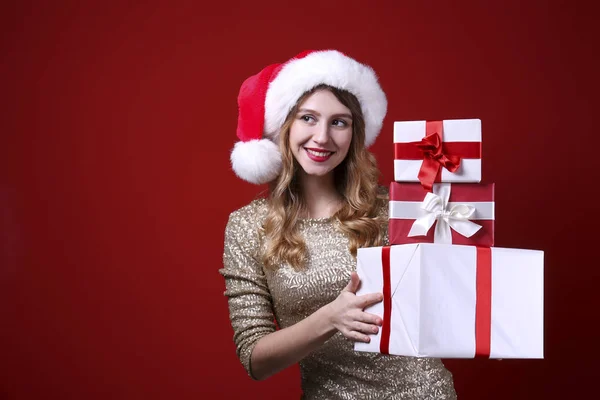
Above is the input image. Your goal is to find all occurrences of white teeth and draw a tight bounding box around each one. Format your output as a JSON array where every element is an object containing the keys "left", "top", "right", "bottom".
[{"left": 306, "top": 149, "right": 332, "bottom": 157}]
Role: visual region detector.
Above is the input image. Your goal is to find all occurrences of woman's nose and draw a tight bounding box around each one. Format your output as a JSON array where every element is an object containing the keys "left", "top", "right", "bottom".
[{"left": 312, "top": 122, "right": 330, "bottom": 144}]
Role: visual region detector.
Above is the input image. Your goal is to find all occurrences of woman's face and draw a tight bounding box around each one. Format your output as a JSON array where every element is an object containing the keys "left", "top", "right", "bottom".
[{"left": 288, "top": 89, "right": 353, "bottom": 178}]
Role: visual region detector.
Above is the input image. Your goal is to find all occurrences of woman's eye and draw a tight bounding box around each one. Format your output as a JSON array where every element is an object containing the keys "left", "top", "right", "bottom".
[
  {"left": 301, "top": 115, "right": 315, "bottom": 122},
  {"left": 332, "top": 119, "right": 347, "bottom": 127}
]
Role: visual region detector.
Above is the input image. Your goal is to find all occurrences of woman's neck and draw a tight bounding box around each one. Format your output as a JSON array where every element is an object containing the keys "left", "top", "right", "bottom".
[{"left": 298, "top": 171, "right": 342, "bottom": 219}]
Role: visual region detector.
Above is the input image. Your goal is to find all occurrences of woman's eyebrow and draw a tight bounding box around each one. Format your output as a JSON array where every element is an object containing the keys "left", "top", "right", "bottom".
[
  {"left": 331, "top": 113, "right": 353, "bottom": 119},
  {"left": 297, "top": 108, "right": 352, "bottom": 119},
  {"left": 297, "top": 108, "right": 321, "bottom": 116}
]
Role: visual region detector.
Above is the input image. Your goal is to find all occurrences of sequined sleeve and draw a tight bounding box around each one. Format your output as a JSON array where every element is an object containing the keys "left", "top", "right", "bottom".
[{"left": 219, "top": 202, "right": 276, "bottom": 379}]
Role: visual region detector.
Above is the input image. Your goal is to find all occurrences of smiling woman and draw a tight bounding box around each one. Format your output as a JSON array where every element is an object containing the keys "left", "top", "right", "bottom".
[
  {"left": 289, "top": 88, "right": 354, "bottom": 180},
  {"left": 219, "top": 50, "right": 457, "bottom": 399}
]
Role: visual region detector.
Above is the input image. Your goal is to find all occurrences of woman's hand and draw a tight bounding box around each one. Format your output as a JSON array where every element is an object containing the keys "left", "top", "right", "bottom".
[{"left": 325, "top": 271, "right": 384, "bottom": 343}]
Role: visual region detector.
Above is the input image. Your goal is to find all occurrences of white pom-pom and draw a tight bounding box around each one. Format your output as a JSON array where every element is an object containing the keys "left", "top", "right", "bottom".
[{"left": 230, "top": 139, "right": 282, "bottom": 184}]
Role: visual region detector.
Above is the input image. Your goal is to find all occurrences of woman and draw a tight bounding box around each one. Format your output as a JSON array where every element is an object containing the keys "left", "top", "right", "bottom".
[{"left": 220, "top": 50, "right": 457, "bottom": 399}]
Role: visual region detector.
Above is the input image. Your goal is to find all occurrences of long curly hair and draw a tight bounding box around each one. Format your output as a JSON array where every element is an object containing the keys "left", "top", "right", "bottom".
[{"left": 260, "top": 84, "right": 387, "bottom": 271}]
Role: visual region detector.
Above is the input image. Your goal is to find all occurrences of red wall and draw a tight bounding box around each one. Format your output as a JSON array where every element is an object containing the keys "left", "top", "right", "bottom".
[{"left": 1, "top": 1, "right": 598, "bottom": 398}]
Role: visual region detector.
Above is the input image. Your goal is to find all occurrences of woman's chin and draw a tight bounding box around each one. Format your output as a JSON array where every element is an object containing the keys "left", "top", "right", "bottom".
[
  {"left": 297, "top": 157, "right": 343, "bottom": 178},
  {"left": 299, "top": 166, "right": 335, "bottom": 178}
]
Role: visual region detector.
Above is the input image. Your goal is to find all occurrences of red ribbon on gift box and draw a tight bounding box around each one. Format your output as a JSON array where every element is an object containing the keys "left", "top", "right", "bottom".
[
  {"left": 380, "top": 245, "right": 492, "bottom": 357},
  {"left": 380, "top": 246, "right": 392, "bottom": 355},
  {"left": 475, "top": 246, "right": 492, "bottom": 358},
  {"left": 394, "top": 121, "right": 482, "bottom": 192}
]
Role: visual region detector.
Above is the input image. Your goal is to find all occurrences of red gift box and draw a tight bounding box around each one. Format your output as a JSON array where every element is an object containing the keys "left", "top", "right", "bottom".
[{"left": 389, "top": 182, "right": 495, "bottom": 246}]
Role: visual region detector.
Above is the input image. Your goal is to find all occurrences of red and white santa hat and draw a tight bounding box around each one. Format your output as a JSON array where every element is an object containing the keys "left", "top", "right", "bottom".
[{"left": 231, "top": 49, "right": 387, "bottom": 184}]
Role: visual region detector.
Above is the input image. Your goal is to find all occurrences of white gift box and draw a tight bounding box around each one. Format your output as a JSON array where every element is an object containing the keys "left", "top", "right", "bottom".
[
  {"left": 394, "top": 119, "right": 482, "bottom": 184},
  {"left": 354, "top": 244, "right": 544, "bottom": 359}
]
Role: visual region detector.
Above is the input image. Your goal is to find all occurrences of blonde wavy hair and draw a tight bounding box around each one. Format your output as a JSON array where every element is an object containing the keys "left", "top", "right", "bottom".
[{"left": 260, "top": 84, "right": 387, "bottom": 270}]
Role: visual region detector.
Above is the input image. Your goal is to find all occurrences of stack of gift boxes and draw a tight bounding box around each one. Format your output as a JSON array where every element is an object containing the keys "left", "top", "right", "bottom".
[{"left": 354, "top": 119, "right": 544, "bottom": 359}]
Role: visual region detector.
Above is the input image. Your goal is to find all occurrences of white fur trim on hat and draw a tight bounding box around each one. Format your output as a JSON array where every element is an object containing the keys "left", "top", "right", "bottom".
[
  {"left": 230, "top": 139, "right": 282, "bottom": 185},
  {"left": 264, "top": 50, "right": 387, "bottom": 147}
]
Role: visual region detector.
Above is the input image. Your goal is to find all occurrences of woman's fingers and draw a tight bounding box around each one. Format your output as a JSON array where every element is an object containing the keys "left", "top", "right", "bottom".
[
  {"left": 343, "top": 271, "right": 361, "bottom": 294},
  {"left": 359, "top": 311, "right": 383, "bottom": 326},
  {"left": 348, "top": 309, "right": 382, "bottom": 326},
  {"left": 356, "top": 292, "right": 384, "bottom": 309},
  {"left": 333, "top": 286, "right": 385, "bottom": 343},
  {"left": 345, "top": 330, "right": 371, "bottom": 343},
  {"left": 352, "top": 321, "right": 380, "bottom": 335}
]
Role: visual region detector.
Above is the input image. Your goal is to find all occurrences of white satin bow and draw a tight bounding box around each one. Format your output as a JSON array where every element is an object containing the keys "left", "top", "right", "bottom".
[{"left": 407, "top": 184, "right": 482, "bottom": 244}]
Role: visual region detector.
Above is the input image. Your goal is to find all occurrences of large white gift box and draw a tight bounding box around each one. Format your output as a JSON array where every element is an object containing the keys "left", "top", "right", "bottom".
[{"left": 354, "top": 244, "right": 544, "bottom": 359}]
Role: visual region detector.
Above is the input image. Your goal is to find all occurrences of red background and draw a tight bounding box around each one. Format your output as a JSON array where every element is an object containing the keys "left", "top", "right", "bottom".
[{"left": 1, "top": 1, "right": 598, "bottom": 399}]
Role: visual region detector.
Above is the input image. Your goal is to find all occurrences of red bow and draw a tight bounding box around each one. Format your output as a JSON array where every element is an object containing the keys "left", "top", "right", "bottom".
[
  {"left": 415, "top": 130, "right": 461, "bottom": 192},
  {"left": 394, "top": 120, "right": 481, "bottom": 191}
]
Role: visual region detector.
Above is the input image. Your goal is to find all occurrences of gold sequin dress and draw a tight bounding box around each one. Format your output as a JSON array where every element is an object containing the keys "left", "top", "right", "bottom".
[{"left": 219, "top": 197, "right": 457, "bottom": 400}]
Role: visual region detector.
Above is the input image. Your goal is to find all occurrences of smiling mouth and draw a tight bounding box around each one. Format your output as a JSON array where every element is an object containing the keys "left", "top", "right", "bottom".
[
  {"left": 305, "top": 148, "right": 334, "bottom": 157},
  {"left": 304, "top": 147, "right": 335, "bottom": 163}
]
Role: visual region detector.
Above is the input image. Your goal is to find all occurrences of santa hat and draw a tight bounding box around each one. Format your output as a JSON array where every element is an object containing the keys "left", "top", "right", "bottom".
[{"left": 231, "top": 49, "right": 387, "bottom": 184}]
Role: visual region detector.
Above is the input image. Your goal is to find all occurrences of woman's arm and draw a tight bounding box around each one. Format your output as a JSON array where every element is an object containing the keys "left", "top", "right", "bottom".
[
  {"left": 250, "top": 272, "right": 383, "bottom": 381},
  {"left": 220, "top": 208, "right": 382, "bottom": 380}
]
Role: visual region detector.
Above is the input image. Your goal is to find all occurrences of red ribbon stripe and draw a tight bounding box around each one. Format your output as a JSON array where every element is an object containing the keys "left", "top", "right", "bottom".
[
  {"left": 395, "top": 141, "right": 482, "bottom": 160},
  {"left": 380, "top": 246, "right": 392, "bottom": 355},
  {"left": 475, "top": 246, "right": 492, "bottom": 358}
]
